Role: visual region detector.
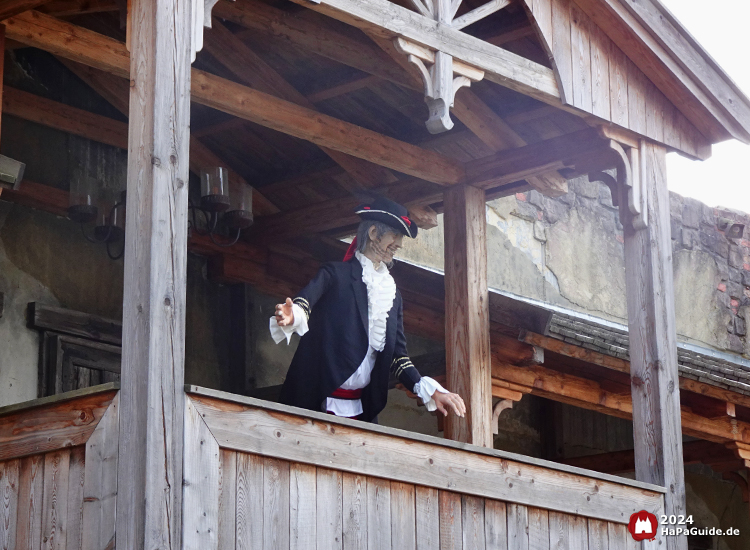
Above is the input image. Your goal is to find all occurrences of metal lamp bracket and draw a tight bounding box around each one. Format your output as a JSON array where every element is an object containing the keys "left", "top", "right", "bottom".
[
  {"left": 394, "top": 38, "right": 484, "bottom": 133},
  {"left": 588, "top": 139, "right": 648, "bottom": 230}
]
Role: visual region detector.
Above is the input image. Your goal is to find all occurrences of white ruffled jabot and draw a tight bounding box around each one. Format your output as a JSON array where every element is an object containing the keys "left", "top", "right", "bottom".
[{"left": 356, "top": 251, "right": 396, "bottom": 352}]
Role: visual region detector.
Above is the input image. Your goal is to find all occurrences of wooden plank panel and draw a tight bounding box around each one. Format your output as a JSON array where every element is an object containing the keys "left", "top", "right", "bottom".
[
  {"left": 65, "top": 447, "right": 85, "bottom": 550},
  {"left": 590, "top": 24, "right": 611, "bottom": 120},
  {"left": 81, "top": 392, "right": 118, "bottom": 550},
  {"left": 183, "top": 396, "right": 220, "bottom": 550},
  {"left": 218, "top": 451, "right": 237, "bottom": 550},
  {"left": 484, "top": 500, "right": 507, "bottom": 550},
  {"left": 438, "top": 491, "right": 461, "bottom": 550},
  {"left": 41, "top": 450, "right": 70, "bottom": 550},
  {"left": 461, "top": 495, "right": 485, "bottom": 550},
  {"left": 586, "top": 519, "right": 609, "bottom": 550},
  {"left": 528, "top": 508, "right": 549, "bottom": 550},
  {"left": 662, "top": 98, "right": 679, "bottom": 152},
  {"left": 263, "top": 458, "right": 290, "bottom": 550},
  {"left": 290, "top": 463, "right": 316, "bottom": 550},
  {"left": 236, "top": 453, "right": 263, "bottom": 550},
  {"left": 626, "top": 61, "right": 647, "bottom": 136},
  {"left": 390, "top": 482, "right": 415, "bottom": 550},
  {"left": 317, "top": 468, "right": 343, "bottom": 550},
  {"left": 550, "top": 0, "right": 573, "bottom": 103},
  {"left": 507, "top": 504, "right": 529, "bottom": 550},
  {"left": 444, "top": 185, "right": 492, "bottom": 447},
  {"left": 415, "top": 487, "right": 439, "bottom": 550},
  {"left": 608, "top": 45, "right": 629, "bottom": 127},
  {"left": 192, "top": 395, "right": 666, "bottom": 524},
  {"left": 342, "top": 474, "right": 366, "bottom": 550},
  {"left": 548, "top": 512, "right": 569, "bottom": 550},
  {"left": 367, "top": 477, "right": 391, "bottom": 550},
  {"left": 569, "top": 2, "right": 592, "bottom": 113},
  {"left": 16, "top": 454, "right": 44, "bottom": 550},
  {"left": 646, "top": 84, "right": 665, "bottom": 143},
  {"left": 0, "top": 459, "right": 20, "bottom": 550},
  {"left": 607, "top": 522, "right": 627, "bottom": 550},
  {"left": 568, "top": 515, "right": 589, "bottom": 550},
  {"left": 0, "top": 390, "right": 117, "bottom": 461}
]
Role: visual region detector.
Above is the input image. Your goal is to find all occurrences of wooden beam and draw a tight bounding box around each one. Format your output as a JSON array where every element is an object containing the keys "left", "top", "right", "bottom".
[
  {"left": 444, "top": 185, "right": 492, "bottom": 447},
  {"left": 3, "top": 85, "right": 128, "bottom": 148},
  {"left": 115, "top": 0, "right": 191, "bottom": 546},
  {"left": 621, "top": 142, "right": 686, "bottom": 549},
  {"left": 56, "top": 58, "right": 279, "bottom": 216},
  {"left": 561, "top": 440, "right": 738, "bottom": 475},
  {"left": 306, "top": 75, "right": 381, "bottom": 104},
  {"left": 365, "top": 32, "right": 569, "bottom": 197},
  {"left": 0, "top": 0, "right": 53, "bottom": 20},
  {"left": 287, "top": 0, "right": 561, "bottom": 105},
  {"left": 203, "top": 19, "right": 397, "bottom": 189},
  {"left": 40, "top": 0, "right": 118, "bottom": 16},
  {"left": 0, "top": 386, "right": 118, "bottom": 461},
  {"left": 5, "top": 11, "right": 464, "bottom": 186},
  {"left": 464, "top": 127, "right": 613, "bottom": 189},
  {"left": 0, "top": 25, "right": 5, "bottom": 149}
]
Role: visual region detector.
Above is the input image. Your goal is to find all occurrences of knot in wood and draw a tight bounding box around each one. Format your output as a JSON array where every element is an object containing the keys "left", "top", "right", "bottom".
[
  {"left": 164, "top": 297, "right": 171, "bottom": 306},
  {"left": 170, "top": 155, "right": 177, "bottom": 165},
  {"left": 152, "top": 156, "right": 161, "bottom": 167},
  {"left": 177, "top": 179, "right": 185, "bottom": 189},
  {"left": 632, "top": 376, "right": 644, "bottom": 387},
  {"left": 668, "top": 380, "right": 675, "bottom": 394}
]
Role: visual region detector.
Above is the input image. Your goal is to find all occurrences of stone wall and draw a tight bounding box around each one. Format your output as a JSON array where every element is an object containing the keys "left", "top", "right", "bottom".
[{"left": 400, "top": 176, "right": 750, "bottom": 357}]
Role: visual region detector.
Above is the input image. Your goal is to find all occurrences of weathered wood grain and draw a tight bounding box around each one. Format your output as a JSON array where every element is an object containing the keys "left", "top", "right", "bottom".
[
  {"left": 507, "top": 504, "right": 529, "bottom": 550},
  {"left": 41, "top": 450, "right": 70, "bottom": 550},
  {"left": 390, "top": 482, "right": 415, "bottom": 550},
  {"left": 343, "top": 473, "right": 366, "bottom": 550},
  {"left": 549, "top": 0, "right": 573, "bottom": 104},
  {"left": 438, "top": 491, "right": 461, "bottom": 550},
  {"left": 235, "top": 453, "right": 263, "bottom": 550},
  {"left": 263, "top": 458, "right": 290, "bottom": 550},
  {"left": 114, "top": 0, "right": 191, "bottom": 545},
  {"left": 590, "top": 24, "right": 611, "bottom": 120},
  {"left": 607, "top": 522, "right": 627, "bottom": 550},
  {"left": 569, "top": 515, "right": 589, "bottom": 550},
  {"left": 183, "top": 396, "right": 220, "bottom": 550},
  {"left": 0, "top": 459, "right": 19, "bottom": 550},
  {"left": 608, "top": 44, "right": 629, "bottom": 128},
  {"left": 587, "top": 519, "right": 608, "bottom": 550},
  {"left": 622, "top": 142, "right": 687, "bottom": 550},
  {"left": 190, "top": 392, "right": 665, "bottom": 524},
  {"left": 218, "top": 451, "right": 237, "bottom": 550},
  {"left": 569, "top": 2, "right": 592, "bottom": 113},
  {"left": 415, "top": 486, "right": 438, "bottom": 550},
  {"left": 444, "top": 185, "right": 492, "bottom": 447},
  {"left": 484, "top": 500, "right": 506, "bottom": 550},
  {"left": 528, "top": 507, "right": 549, "bottom": 550},
  {"left": 290, "top": 463, "right": 316, "bottom": 550},
  {"left": 461, "top": 495, "right": 485, "bottom": 550},
  {"left": 0, "top": 389, "right": 117, "bottom": 461},
  {"left": 81, "top": 392, "right": 118, "bottom": 550},
  {"left": 548, "top": 511, "right": 569, "bottom": 550},
  {"left": 65, "top": 447, "right": 85, "bottom": 550},
  {"left": 15, "top": 454, "right": 44, "bottom": 550},
  {"left": 367, "top": 476, "right": 391, "bottom": 550},
  {"left": 316, "top": 468, "right": 343, "bottom": 550}
]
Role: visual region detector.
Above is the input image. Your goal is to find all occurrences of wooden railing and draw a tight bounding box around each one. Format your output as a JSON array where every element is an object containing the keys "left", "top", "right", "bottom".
[
  {"left": 184, "top": 385, "right": 665, "bottom": 550},
  {"left": 0, "top": 384, "right": 119, "bottom": 549}
]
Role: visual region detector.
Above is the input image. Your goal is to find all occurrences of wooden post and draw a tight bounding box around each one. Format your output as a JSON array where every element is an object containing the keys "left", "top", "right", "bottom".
[
  {"left": 0, "top": 24, "right": 4, "bottom": 200},
  {"left": 622, "top": 142, "right": 687, "bottom": 550},
  {"left": 115, "top": 0, "right": 193, "bottom": 547},
  {"left": 443, "top": 184, "right": 493, "bottom": 447}
]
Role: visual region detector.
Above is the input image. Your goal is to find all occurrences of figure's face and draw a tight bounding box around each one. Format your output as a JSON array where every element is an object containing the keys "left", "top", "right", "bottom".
[{"left": 367, "top": 225, "right": 403, "bottom": 265}]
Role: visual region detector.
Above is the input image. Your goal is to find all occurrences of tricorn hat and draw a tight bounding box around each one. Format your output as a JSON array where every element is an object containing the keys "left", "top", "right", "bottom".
[{"left": 355, "top": 196, "right": 418, "bottom": 238}]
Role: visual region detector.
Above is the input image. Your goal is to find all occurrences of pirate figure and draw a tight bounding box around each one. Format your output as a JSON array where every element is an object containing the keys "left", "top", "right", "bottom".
[{"left": 270, "top": 197, "right": 466, "bottom": 422}]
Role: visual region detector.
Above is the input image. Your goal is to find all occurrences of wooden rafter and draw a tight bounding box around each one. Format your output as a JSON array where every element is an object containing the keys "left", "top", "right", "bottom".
[
  {"left": 0, "top": 0, "right": 54, "bottom": 20},
  {"left": 5, "top": 11, "right": 465, "bottom": 186},
  {"left": 203, "top": 19, "right": 397, "bottom": 189}
]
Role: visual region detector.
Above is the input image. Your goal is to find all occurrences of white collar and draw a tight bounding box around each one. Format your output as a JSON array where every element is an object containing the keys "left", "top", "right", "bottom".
[{"left": 356, "top": 251, "right": 389, "bottom": 275}]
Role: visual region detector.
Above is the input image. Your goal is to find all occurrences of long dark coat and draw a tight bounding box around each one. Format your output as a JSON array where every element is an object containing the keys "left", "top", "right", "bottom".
[{"left": 278, "top": 257, "right": 421, "bottom": 421}]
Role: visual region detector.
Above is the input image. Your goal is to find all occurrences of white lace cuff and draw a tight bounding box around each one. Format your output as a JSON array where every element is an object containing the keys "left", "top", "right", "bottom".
[
  {"left": 413, "top": 376, "right": 449, "bottom": 412},
  {"left": 269, "top": 303, "right": 309, "bottom": 344}
]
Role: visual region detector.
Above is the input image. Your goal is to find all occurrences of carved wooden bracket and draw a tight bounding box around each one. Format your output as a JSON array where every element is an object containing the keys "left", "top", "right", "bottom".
[
  {"left": 390, "top": 0, "right": 510, "bottom": 133},
  {"left": 587, "top": 137, "right": 648, "bottom": 230},
  {"left": 394, "top": 38, "right": 484, "bottom": 133},
  {"left": 191, "top": 0, "right": 235, "bottom": 61}
]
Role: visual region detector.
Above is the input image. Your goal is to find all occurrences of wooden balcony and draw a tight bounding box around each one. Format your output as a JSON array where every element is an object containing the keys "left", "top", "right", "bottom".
[{"left": 0, "top": 383, "right": 664, "bottom": 549}]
